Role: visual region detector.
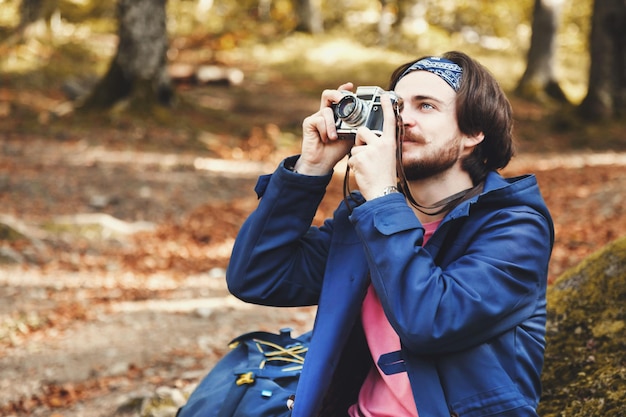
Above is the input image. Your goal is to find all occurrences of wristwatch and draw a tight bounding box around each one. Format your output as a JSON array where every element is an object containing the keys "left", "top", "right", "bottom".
[{"left": 380, "top": 185, "right": 400, "bottom": 197}]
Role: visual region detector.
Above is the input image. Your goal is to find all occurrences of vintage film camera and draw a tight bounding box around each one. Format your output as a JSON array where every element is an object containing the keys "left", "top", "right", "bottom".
[{"left": 332, "top": 86, "right": 399, "bottom": 140}]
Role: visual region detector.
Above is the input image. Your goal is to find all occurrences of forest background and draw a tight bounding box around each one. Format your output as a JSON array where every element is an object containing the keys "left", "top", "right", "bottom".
[{"left": 0, "top": 0, "right": 625, "bottom": 416}]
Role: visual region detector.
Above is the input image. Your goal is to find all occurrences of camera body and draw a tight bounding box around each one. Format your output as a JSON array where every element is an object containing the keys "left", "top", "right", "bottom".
[{"left": 332, "top": 86, "right": 398, "bottom": 140}]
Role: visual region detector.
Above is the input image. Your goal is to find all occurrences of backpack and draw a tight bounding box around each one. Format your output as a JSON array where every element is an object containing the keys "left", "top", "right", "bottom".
[{"left": 177, "top": 328, "right": 311, "bottom": 417}]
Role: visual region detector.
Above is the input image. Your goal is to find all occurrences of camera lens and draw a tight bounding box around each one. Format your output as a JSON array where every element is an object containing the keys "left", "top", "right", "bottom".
[
  {"left": 335, "top": 95, "right": 367, "bottom": 127},
  {"left": 336, "top": 96, "right": 356, "bottom": 118}
]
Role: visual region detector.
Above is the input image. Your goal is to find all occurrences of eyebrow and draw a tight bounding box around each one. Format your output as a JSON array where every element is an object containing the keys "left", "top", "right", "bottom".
[{"left": 412, "top": 94, "right": 447, "bottom": 105}]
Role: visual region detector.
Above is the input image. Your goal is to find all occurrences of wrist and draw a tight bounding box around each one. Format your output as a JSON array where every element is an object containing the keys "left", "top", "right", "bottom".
[
  {"left": 293, "top": 160, "right": 333, "bottom": 176},
  {"left": 375, "top": 185, "right": 400, "bottom": 199}
]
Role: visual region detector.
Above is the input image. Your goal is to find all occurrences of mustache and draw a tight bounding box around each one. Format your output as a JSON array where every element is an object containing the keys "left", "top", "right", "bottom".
[{"left": 400, "top": 132, "right": 427, "bottom": 144}]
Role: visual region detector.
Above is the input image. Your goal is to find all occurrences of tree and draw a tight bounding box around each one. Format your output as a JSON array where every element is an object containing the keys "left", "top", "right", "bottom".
[
  {"left": 515, "top": 0, "right": 567, "bottom": 102},
  {"left": 376, "top": 0, "right": 423, "bottom": 47},
  {"left": 377, "top": 0, "right": 395, "bottom": 44},
  {"left": 293, "top": 0, "right": 323, "bottom": 34},
  {"left": 80, "top": 0, "right": 173, "bottom": 112},
  {"left": 19, "top": 0, "right": 45, "bottom": 29},
  {"left": 578, "top": 0, "right": 626, "bottom": 120},
  {"left": 2, "top": 0, "right": 58, "bottom": 44}
]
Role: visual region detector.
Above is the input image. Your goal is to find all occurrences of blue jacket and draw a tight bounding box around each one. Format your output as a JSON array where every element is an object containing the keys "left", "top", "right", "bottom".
[{"left": 226, "top": 156, "right": 554, "bottom": 417}]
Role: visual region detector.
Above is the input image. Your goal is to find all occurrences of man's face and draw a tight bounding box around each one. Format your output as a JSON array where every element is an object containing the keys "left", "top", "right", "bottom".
[{"left": 394, "top": 71, "right": 467, "bottom": 181}]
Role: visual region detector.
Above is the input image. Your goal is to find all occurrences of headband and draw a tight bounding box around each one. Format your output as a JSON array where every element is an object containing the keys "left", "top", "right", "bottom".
[{"left": 399, "top": 57, "right": 463, "bottom": 92}]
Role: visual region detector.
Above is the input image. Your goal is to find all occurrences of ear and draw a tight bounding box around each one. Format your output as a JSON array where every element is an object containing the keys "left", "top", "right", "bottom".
[{"left": 461, "top": 132, "right": 484, "bottom": 155}]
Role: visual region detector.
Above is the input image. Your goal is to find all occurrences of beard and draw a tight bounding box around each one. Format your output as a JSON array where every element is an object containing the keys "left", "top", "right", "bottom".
[{"left": 400, "top": 135, "right": 462, "bottom": 181}]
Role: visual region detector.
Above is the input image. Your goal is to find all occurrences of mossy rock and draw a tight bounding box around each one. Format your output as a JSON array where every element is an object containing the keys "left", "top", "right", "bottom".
[{"left": 538, "top": 236, "right": 626, "bottom": 417}]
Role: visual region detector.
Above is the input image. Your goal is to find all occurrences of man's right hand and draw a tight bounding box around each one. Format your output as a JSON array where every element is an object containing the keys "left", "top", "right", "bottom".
[{"left": 293, "top": 83, "right": 355, "bottom": 176}]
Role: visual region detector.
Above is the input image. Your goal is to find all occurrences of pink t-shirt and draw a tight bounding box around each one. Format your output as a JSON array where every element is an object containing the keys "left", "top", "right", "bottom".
[{"left": 348, "top": 220, "right": 441, "bottom": 417}]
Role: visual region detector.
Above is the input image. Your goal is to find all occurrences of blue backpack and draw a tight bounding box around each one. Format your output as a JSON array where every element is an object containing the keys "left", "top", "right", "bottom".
[{"left": 177, "top": 328, "right": 311, "bottom": 417}]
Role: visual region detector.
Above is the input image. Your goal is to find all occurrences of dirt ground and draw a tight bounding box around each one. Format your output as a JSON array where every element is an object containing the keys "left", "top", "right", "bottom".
[
  {"left": 1, "top": 126, "right": 626, "bottom": 416},
  {"left": 0, "top": 136, "right": 318, "bottom": 416}
]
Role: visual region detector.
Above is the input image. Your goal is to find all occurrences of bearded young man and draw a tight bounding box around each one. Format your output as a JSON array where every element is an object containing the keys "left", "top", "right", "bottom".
[{"left": 226, "top": 51, "right": 554, "bottom": 417}]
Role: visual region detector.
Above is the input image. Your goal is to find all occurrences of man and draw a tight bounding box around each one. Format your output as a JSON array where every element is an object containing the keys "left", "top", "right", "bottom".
[{"left": 226, "top": 51, "right": 554, "bottom": 417}]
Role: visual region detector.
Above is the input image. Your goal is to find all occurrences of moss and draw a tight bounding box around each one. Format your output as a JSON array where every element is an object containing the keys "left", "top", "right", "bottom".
[{"left": 538, "top": 236, "right": 626, "bottom": 417}]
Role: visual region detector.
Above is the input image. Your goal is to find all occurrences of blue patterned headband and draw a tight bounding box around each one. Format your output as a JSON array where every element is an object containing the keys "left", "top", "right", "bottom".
[{"left": 399, "top": 57, "right": 463, "bottom": 92}]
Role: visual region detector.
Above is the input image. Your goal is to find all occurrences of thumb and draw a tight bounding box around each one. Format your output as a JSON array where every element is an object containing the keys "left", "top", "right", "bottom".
[{"left": 381, "top": 93, "right": 399, "bottom": 140}]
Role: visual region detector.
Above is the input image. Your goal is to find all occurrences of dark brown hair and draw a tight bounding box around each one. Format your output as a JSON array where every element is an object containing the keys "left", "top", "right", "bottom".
[{"left": 389, "top": 51, "right": 515, "bottom": 184}]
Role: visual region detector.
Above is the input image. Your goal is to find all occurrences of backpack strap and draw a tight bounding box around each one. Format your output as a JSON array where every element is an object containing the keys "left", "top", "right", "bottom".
[{"left": 215, "top": 329, "right": 309, "bottom": 417}]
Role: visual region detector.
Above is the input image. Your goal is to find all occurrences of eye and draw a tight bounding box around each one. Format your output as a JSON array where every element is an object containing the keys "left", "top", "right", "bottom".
[{"left": 419, "top": 102, "right": 435, "bottom": 111}]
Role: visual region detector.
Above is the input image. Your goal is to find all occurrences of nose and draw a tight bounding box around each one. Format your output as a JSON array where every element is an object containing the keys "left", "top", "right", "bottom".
[{"left": 400, "top": 106, "right": 416, "bottom": 127}]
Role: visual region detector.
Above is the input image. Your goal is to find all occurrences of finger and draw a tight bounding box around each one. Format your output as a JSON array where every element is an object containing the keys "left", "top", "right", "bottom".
[
  {"left": 319, "top": 82, "right": 354, "bottom": 110},
  {"left": 381, "top": 93, "right": 397, "bottom": 140},
  {"left": 337, "top": 82, "right": 354, "bottom": 91},
  {"left": 348, "top": 153, "right": 358, "bottom": 172},
  {"left": 354, "top": 127, "right": 372, "bottom": 147},
  {"left": 303, "top": 112, "right": 330, "bottom": 143},
  {"left": 349, "top": 143, "right": 363, "bottom": 156},
  {"left": 321, "top": 107, "right": 338, "bottom": 141}
]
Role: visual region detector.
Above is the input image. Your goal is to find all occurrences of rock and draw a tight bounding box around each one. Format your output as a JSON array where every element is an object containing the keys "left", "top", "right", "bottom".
[
  {"left": 194, "top": 307, "right": 213, "bottom": 319},
  {"left": 155, "top": 386, "right": 187, "bottom": 408},
  {"left": 61, "top": 76, "right": 99, "bottom": 101},
  {"left": 538, "top": 236, "right": 626, "bottom": 417},
  {"left": 139, "top": 386, "right": 187, "bottom": 417},
  {"left": 115, "top": 387, "right": 186, "bottom": 417}
]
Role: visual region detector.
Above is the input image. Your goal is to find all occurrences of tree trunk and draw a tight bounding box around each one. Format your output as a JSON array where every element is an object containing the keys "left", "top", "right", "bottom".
[
  {"left": 258, "top": 0, "right": 272, "bottom": 20},
  {"left": 80, "top": 0, "right": 173, "bottom": 112},
  {"left": 378, "top": 0, "right": 392, "bottom": 43},
  {"left": 19, "top": 0, "right": 45, "bottom": 28},
  {"left": 294, "top": 0, "right": 323, "bottom": 34},
  {"left": 578, "top": 0, "right": 626, "bottom": 120},
  {"left": 515, "top": 0, "right": 567, "bottom": 102},
  {"left": 5, "top": 0, "right": 57, "bottom": 44},
  {"left": 377, "top": 0, "right": 419, "bottom": 46}
]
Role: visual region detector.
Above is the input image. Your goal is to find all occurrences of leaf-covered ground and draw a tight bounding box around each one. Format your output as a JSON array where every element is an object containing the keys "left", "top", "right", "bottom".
[
  {"left": 1, "top": 128, "right": 624, "bottom": 416},
  {"left": 1, "top": 34, "right": 625, "bottom": 416}
]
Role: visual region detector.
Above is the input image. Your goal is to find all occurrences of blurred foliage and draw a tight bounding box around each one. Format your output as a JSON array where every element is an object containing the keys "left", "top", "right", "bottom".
[
  {"left": 0, "top": 0, "right": 593, "bottom": 95},
  {"left": 1, "top": 0, "right": 615, "bottom": 149},
  {"left": 0, "top": 0, "right": 592, "bottom": 61}
]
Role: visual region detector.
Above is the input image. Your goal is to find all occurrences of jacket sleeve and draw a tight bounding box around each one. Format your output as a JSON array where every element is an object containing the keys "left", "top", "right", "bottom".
[
  {"left": 226, "top": 157, "right": 335, "bottom": 307},
  {"left": 350, "top": 192, "right": 553, "bottom": 355}
]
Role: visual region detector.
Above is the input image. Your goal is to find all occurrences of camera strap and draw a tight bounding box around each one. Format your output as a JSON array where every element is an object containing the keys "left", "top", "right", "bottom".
[{"left": 341, "top": 101, "right": 482, "bottom": 216}]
